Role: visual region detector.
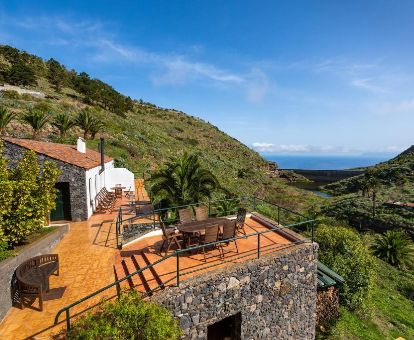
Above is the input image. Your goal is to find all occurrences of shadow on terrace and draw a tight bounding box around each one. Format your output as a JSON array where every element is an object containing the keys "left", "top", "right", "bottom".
[{"left": 55, "top": 196, "right": 314, "bottom": 331}]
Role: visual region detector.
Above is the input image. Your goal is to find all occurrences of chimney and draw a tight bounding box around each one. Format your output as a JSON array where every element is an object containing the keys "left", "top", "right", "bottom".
[
  {"left": 77, "top": 137, "right": 86, "bottom": 153},
  {"left": 100, "top": 138, "right": 105, "bottom": 172}
]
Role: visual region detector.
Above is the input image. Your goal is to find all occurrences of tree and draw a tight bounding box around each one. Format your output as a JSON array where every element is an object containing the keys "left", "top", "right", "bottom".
[
  {"left": 215, "top": 198, "right": 239, "bottom": 216},
  {"left": 22, "top": 109, "right": 50, "bottom": 139},
  {"left": 315, "top": 224, "right": 375, "bottom": 310},
  {"left": 372, "top": 230, "right": 414, "bottom": 269},
  {"left": 89, "top": 119, "right": 104, "bottom": 139},
  {"left": 46, "top": 58, "right": 66, "bottom": 92},
  {"left": 6, "top": 61, "right": 37, "bottom": 86},
  {"left": 52, "top": 113, "right": 75, "bottom": 138},
  {"left": 1, "top": 150, "right": 60, "bottom": 244},
  {"left": 75, "top": 109, "right": 95, "bottom": 139},
  {"left": 65, "top": 290, "right": 181, "bottom": 339},
  {"left": 366, "top": 176, "right": 380, "bottom": 218},
  {"left": 0, "top": 106, "right": 14, "bottom": 135},
  {"left": 148, "top": 153, "right": 220, "bottom": 206}
]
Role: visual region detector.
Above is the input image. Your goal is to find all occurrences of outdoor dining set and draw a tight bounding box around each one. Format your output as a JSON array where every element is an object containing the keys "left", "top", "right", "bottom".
[{"left": 160, "top": 206, "right": 247, "bottom": 261}]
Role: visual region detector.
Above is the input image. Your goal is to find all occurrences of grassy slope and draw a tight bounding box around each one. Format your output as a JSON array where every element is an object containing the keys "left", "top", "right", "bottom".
[
  {"left": 0, "top": 77, "right": 322, "bottom": 212},
  {"left": 322, "top": 257, "right": 414, "bottom": 340}
]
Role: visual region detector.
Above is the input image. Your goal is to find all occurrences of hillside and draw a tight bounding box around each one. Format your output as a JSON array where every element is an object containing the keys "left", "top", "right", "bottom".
[
  {"left": 322, "top": 147, "right": 414, "bottom": 232},
  {"left": 0, "top": 45, "right": 321, "bottom": 212}
]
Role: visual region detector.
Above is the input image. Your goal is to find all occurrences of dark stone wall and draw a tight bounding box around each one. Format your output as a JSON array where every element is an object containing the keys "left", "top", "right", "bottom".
[
  {"left": 316, "top": 286, "right": 340, "bottom": 324},
  {"left": 0, "top": 224, "right": 69, "bottom": 322},
  {"left": 3, "top": 141, "right": 88, "bottom": 221},
  {"left": 153, "top": 242, "right": 318, "bottom": 340},
  {"left": 281, "top": 169, "right": 365, "bottom": 183}
]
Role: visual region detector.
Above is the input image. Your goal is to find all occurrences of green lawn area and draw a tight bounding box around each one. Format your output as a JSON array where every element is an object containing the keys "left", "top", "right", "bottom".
[
  {"left": 319, "top": 258, "right": 414, "bottom": 340},
  {"left": 0, "top": 226, "right": 57, "bottom": 262}
]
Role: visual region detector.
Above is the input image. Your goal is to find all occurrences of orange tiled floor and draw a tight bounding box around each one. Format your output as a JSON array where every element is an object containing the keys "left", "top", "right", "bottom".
[
  {"left": 114, "top": 217, "right": 294, "bottom": 295},
  {"left": 0, "top": 180, "right": 148, "bottom": 340},
  {"left": 0, "top": 178, "right": 295, "bottom": 340}
]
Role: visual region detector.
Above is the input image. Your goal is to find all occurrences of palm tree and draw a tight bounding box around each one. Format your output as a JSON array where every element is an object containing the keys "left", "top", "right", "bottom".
[
  {"left": 366, "top": 177, "right": 380, "bottom": 218},
  {"left": 372, "top": 230, "right": 414, "bottom": 268},
  {"left": 0, "top": 106, "right": 14, "bottom": 136},
  {"left": 215, "top": 198, "right": 239, "bottom": 216},
  {"left": 52, "top": 113, "right": 75, "bottom": 138},
  {"left": 148, "top": 153, "right": 220, "bottom": 206},
  {"left": 89, "top": 119, "right": 104, "bottom": 140},
  {"left": 75, "top": 109, "right": 94, "bottom": 139},
  {"left": 22, "top": 109, "right": 50, "bottom": 139}
]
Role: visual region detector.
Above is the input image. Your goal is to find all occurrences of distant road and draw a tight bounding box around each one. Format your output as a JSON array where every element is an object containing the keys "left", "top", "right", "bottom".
[{"left": 281, "top": 169, "right": 365, "bottom": 183}]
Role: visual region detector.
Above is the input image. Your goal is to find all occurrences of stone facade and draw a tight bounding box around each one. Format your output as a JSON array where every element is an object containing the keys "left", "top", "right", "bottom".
[
  {"left": 153, "top": 242, "right": 318, "bottom": 339},
  {"left": 316, "top": 286, "right": 340, "bottom": 325},
  {"left": 3, "top": 141, "right": 88, "bottom": 221}
]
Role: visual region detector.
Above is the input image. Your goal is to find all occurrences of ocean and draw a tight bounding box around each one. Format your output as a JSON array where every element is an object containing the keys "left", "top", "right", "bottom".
[{"left": 262, "top": 154, "right": 394, "bottom": 170}]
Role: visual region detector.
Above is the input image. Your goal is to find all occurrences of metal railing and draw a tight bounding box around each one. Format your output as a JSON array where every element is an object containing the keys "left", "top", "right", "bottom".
[
  {"left": 55, "top": 211, "right": 314, "bottom": 331},
  {"left": 115, "top": 196, "right": 310, "bottom": 249}
]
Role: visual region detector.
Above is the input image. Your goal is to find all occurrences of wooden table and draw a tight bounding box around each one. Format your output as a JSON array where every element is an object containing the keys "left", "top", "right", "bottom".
[
  {"left": 177, "top": 217, "right": 229, "bottom": 248},
  {"left": 177, "top": 217, "right": 229, "bottom": 234}
]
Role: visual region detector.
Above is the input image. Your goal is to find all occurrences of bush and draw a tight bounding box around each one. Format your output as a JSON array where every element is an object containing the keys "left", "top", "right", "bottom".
[
  {"left": 66, "top": 291, "right": 181, "bottom": 340},
  {"left": 0, "top": 142, "right": 61, "bottom": 244},
  {"left": 371, "top": 230, "right": 414, "bottom": 269},
  {"left": 315, "top": 224, "right": 375, "bottom": 310}
]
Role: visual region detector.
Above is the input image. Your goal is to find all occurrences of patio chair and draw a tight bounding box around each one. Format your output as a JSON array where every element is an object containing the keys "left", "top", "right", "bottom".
[
  {"left": 219, "top": 220, "right": 238, "bottom": 257},
  {"left": 179, "top": 208, "right": 193, "bottom": 224},
  {"left": 195, "top": 206, "right": 209, "bottom": 221},
  {"left": 199, "top": 224, "right": 220, "bottom": 262},
  {"left": 160, "top": 221, "right": 183, "bottom": 255},
  {"left": 235, "top": 208, "right": 247, "bottom": 235}
]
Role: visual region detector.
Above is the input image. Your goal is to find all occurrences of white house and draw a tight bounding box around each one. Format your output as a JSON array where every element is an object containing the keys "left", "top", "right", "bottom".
[{"left": 3, "top": 137, "right": 135, "bottom": 221}]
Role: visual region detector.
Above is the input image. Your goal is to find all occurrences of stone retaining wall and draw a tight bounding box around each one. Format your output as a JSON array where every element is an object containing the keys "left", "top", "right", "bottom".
[
  {"left": 0, "top": 224, "right": 69, "bottom": 322},
  {"left": 153, "top": 242, "right": 318, "bottom": 339}
]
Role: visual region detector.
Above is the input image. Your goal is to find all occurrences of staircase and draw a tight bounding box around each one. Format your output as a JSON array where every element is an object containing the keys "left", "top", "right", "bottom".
[{"left": 113, "top": 251, "right": 166, "bottom": 296}]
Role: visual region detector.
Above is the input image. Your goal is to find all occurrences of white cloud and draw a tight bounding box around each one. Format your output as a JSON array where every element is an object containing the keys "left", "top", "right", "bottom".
[
  {"left": 252, "top": 142, "right": 406, "bottom": 155},
  {"left": 252, "top": 143, "right": 361, "bottom": 154}
]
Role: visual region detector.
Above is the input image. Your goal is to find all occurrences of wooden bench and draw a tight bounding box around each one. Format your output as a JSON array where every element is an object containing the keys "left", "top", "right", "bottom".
[{"left": 16, "top": 254, "right": 59, "bottom": 311}]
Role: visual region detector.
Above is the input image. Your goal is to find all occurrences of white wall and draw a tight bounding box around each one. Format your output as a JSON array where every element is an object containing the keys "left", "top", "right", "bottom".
[
  {"left": 85, "top": 160, "right": 114, "bottom": 218},
  {"left": 104, "top": 168, "right": 135, "bottom": 194}
]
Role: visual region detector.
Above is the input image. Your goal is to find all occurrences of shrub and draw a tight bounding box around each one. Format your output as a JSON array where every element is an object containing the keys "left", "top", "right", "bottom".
[
  {"left": 315, "top": 224, "right": 375, "bottom": 310},
  {"left": 371, "top": 230, "right": 414, "bottom": 269},
  {"left": 0, "top": 143, "right": 60, "bottom": 244},
  {"left": 66, "top": 291, "right": 181, "bottom": 340}
]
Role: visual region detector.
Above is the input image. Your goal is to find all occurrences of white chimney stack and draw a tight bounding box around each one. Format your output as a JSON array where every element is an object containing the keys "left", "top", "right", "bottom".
[{"left": 77, "top": 137, "right": 86, "bottom": 153}]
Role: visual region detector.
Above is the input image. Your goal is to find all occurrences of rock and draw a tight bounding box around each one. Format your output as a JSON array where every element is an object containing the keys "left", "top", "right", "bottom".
[{"left": 227, "top": 277, "right": 240, "bottom": 289}]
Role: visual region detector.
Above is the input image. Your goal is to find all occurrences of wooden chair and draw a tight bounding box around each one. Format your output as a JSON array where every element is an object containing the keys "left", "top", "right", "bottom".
[
  {"left": 195, "top": 206, "right": 209, "bottom": 221},
  {"left": 219, "top": 220, "right": 238, "bottom": 257},
  {"left": 199, "top": 224, "right": 220, "bottom": 262},
  {"left": 178, "top": 208, "right": 193, "bottom": 224},
  {"left": 235, "top": 208, "right": 247, "bottom": 235},
  {"left": 160, "top": 221, "right": 183, "bottom": 255}
]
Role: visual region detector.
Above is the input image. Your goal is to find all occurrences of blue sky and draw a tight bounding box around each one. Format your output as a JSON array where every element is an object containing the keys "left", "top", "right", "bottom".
[{"left": 1, "top": 1, "right": 413, "bottom": 155}]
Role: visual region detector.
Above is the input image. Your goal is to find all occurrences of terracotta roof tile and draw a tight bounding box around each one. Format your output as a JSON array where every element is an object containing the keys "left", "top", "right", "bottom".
[{"left": 2, "top": 137, "right": 113, "bottom": 170}]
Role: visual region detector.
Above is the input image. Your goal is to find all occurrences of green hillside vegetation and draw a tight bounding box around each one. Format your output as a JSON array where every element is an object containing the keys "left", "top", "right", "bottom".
[
  {"left": 0, "top": 44, "right": 321, "bottom": 212},
  {"left": 1, "top": 45, "right": 414, "bottom": 340},
  {"left": 322, "top": 147, "right": 414, "bottom": 232}
]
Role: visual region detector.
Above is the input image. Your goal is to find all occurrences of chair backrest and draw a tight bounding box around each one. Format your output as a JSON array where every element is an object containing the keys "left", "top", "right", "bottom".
[
  {"left": 160, "top": 220, "right": 168, "bottom": 238},
  {"left": 203, "top": 224, "right": 219, "bottom": 244},
  {"left": 195, "top": 206, "right": 208, "bottom": 221},
  {"left": 179, "top": 208, "right": 193, "bottom": 224},
  {"left": 222, "top": 220, "right": 237, "bottom": 240},
  {"left": 236, "top": 208, "right": 247, "bottom": 226}
]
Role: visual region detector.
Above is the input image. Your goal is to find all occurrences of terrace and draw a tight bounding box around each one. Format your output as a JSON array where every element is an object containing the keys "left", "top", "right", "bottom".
[
  {"left": 56, "top": 196, "right": 315, "bottom": 330},
  {"left": 0, "top": 180, "right": 314, "bottom": 337}
]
